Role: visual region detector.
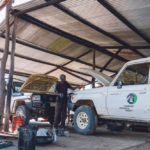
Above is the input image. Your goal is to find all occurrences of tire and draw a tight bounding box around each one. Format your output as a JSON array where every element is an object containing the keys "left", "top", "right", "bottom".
[
  {"left": 15, "top": 105, "right": 30, "bottom": 125},
  {"left": 106, "top": 124, "right": 124, "bottom": 132},
  {"left": 73, "top": 106, "right": 98, "bottom": 135}
]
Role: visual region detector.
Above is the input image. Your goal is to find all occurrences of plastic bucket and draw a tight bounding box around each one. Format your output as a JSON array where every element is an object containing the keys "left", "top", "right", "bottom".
[
  {"left": 12, "top": 116, "right": 24, "bottom": 132},
  {"left": 18, "top": 125, "right": 38, "bottom": 150}
]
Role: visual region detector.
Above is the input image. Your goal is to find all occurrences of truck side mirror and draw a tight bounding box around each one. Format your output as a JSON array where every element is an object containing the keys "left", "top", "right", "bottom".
[{"left": 117, "top": 76, "right": 122, "bottom": 89}]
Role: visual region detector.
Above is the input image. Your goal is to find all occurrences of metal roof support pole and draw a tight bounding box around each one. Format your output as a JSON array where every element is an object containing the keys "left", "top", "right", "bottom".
[
  {"left": 100, "top": 48, "right": 122, "bottom": 72},
  {"left": 13, "top": 0, "right": 65, "bottom": 16},
  {"left": 54, "top": 3, "right": 145, "bottom": 58},
  {"left": 92, "top": 49, "right": 96, "bottom": 88},
  {"left": 0, "top": 48, "right": 91, "bottom": 77},
  {"left": 0, "top": 0, "right": 12, "bottom": 131},
  {"left": 1, "top": 35, "right": 116, "bottom": 73},
  {"left": 45, "top": 49, "right": 92, "bottom": 74},
  {"left": 5, "top": 69, "right": 31, "bottom": 77},
  {"left": 97, "top": 0, "right": 150, "bottom": 45},
  {"left": 60, "top": 68, "right": 92, "bottom": 84},
  {"left": 4, "top": 16, "right": 18, "bottom": 132},
  {"left": 99, "top": 46, "right": 150, "bottom": 49},
  {"left": 16, "top": 13, "right": 127, "bottom": 63}
]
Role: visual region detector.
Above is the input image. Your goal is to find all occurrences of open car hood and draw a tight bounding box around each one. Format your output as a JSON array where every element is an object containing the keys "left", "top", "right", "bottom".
[
  {"left": 83, "top": 69, "right": 113, "bottom": 86},
  {"left": 19, "top": 74, "right": 58, "bottom": 94}
]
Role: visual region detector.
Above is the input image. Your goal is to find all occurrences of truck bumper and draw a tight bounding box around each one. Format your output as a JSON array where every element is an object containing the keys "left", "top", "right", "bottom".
[{"left": 68, "top": 103, "right": 74, "bottom": 111}]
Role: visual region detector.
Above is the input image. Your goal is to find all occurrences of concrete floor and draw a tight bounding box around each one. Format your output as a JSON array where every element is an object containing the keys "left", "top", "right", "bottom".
[{"left": 1, "top": 122, "right": 150, "bottom": 150}]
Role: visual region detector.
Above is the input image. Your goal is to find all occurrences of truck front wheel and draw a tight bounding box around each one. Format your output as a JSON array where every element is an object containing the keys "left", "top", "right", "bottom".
[
  {"left": 15, "top": 105, "right": 30, "bottom": 125},
  {"left": 73, "top": 106, "right": 98, "bottom": 135}
]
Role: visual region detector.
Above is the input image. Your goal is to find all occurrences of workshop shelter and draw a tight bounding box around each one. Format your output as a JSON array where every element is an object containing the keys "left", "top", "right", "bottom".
[{"left": 0, "top": 0, "right": 150, "bottom": 85}]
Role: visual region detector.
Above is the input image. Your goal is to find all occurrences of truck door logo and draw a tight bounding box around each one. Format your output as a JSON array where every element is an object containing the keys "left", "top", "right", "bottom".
[{"left": 127, "top": 93, "right": 137, "bottom": 104}]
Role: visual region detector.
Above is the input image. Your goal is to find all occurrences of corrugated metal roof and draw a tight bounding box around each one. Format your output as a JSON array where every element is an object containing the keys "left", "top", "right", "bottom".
[
  {"left": 60, "top": 0, "right": 150, "bottom": 46},
  {"left": 28, "top": 5, "right": 122, "bottom": 46},
  {"left": 13, "top": 0, "right": 44, "bottom": 10},
  {"left": 0, "top": 37, "right": 69, "bottom": 65},
  {"left": 0, "top": 0, "right": 150, "bottom": 85},
  {"left": 106, "top": 0, "right": 150, "bottom": 40}
]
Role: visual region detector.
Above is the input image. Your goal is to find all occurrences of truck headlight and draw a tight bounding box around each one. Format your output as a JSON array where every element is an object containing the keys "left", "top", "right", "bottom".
[{"left": 32, "top": 95, "right": 41, "bottom": 101}]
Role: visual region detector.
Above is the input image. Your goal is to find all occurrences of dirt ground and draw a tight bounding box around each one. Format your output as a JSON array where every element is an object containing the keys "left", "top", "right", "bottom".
[{"left": 1, "top": 122, "right": 150, "bottom": 150}]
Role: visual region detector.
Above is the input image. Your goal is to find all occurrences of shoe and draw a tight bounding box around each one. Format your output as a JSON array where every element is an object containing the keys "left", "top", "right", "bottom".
[
  {"left": 58, "top": 128, "right": 65, "bottom": 136},
  {"left": 61, "top": 128, "right": 65, "bottom": 136}
]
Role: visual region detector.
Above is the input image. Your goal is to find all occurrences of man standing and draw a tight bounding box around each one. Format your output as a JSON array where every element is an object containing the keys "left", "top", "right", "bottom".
[{"left": 53, "top": 74, "right": 74, "bottom": 132}]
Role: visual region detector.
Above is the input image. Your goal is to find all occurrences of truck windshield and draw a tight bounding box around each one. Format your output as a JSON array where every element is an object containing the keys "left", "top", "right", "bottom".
[
  {"left": 114, "top": 63, "right": 149, "bottom": 86},
  {"left": 13, "top": 82, "right": 24, "bottom": 92}
]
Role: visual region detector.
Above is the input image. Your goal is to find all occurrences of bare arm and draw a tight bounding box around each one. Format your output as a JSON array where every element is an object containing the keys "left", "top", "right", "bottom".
[
  {"left": 71, "top": 87, "right": 76, "bottom": 90},
  {"left": 67, "top": 82, "right": 76, "bottom": 90}
]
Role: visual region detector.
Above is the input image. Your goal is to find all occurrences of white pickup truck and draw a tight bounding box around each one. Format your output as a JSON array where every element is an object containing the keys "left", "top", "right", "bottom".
[{"left": 68, "top": 58, "right": 150, "bottom": 135}]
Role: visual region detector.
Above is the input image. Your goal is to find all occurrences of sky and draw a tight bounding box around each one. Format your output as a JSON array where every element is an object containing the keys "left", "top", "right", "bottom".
[{"left": 0, "top": 0, "right": 31, "bottom": 23}]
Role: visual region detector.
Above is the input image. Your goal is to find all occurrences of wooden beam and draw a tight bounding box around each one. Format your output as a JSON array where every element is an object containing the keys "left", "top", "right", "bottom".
[
  {"left": 100, "top": 48, "right": 122, "bottom": 72},
  {"left": 60, "top": 68, "right": 92, "bottom": 84},
  {"left": 92, "top": 49, "right": 95, "bottom": 88},
  {"left": 0, "top": 0, "right": 12, "bottom": 131},
  {"left": 13, "top": 0, "right": 65, "bottom": 16},
  {"left": 54, "top": 3, "right": 146, "bottom": 58},
  {"left": 4, "top": 16, "right": 18, "bottom": 132},
  {"left": 97, "top": 0, "right": 150, "bottom": 45}
]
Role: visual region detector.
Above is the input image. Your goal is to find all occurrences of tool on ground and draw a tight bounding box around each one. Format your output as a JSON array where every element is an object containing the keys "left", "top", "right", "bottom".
[{"left": 0, "top": 140, "right": 13, "bottom": 148}]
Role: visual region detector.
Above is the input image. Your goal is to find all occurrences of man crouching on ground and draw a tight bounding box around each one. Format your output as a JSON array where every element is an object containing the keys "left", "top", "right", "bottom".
[{"left": 53, "top": 74, "right": 75, "bottom": 132}]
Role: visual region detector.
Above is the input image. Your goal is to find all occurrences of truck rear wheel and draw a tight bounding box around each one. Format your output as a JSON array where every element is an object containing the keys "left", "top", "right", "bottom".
[
  {"left": 106, "top": 124, "right": 124, "bottom": 132},
  {"left": 73, "top": 106, "right": 98, "bottom": 135},
  {"left": 15, "top": 105, "right": 30, "bottom": 125}
]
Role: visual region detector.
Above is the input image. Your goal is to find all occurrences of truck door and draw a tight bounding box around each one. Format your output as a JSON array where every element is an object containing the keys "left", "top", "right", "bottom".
[{"left": 107, "top": 62, "right": 150, "bottom": 121}]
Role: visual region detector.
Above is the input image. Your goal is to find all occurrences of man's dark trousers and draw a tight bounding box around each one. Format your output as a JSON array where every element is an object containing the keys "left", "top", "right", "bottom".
[{"left": 54, "top": 102, "right": 67, "bottom": 128}]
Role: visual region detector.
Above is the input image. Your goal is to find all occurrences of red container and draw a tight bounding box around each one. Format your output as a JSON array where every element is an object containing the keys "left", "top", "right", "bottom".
[{"left": 12, "top": 116, "right": 24, "bottom": 132}]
